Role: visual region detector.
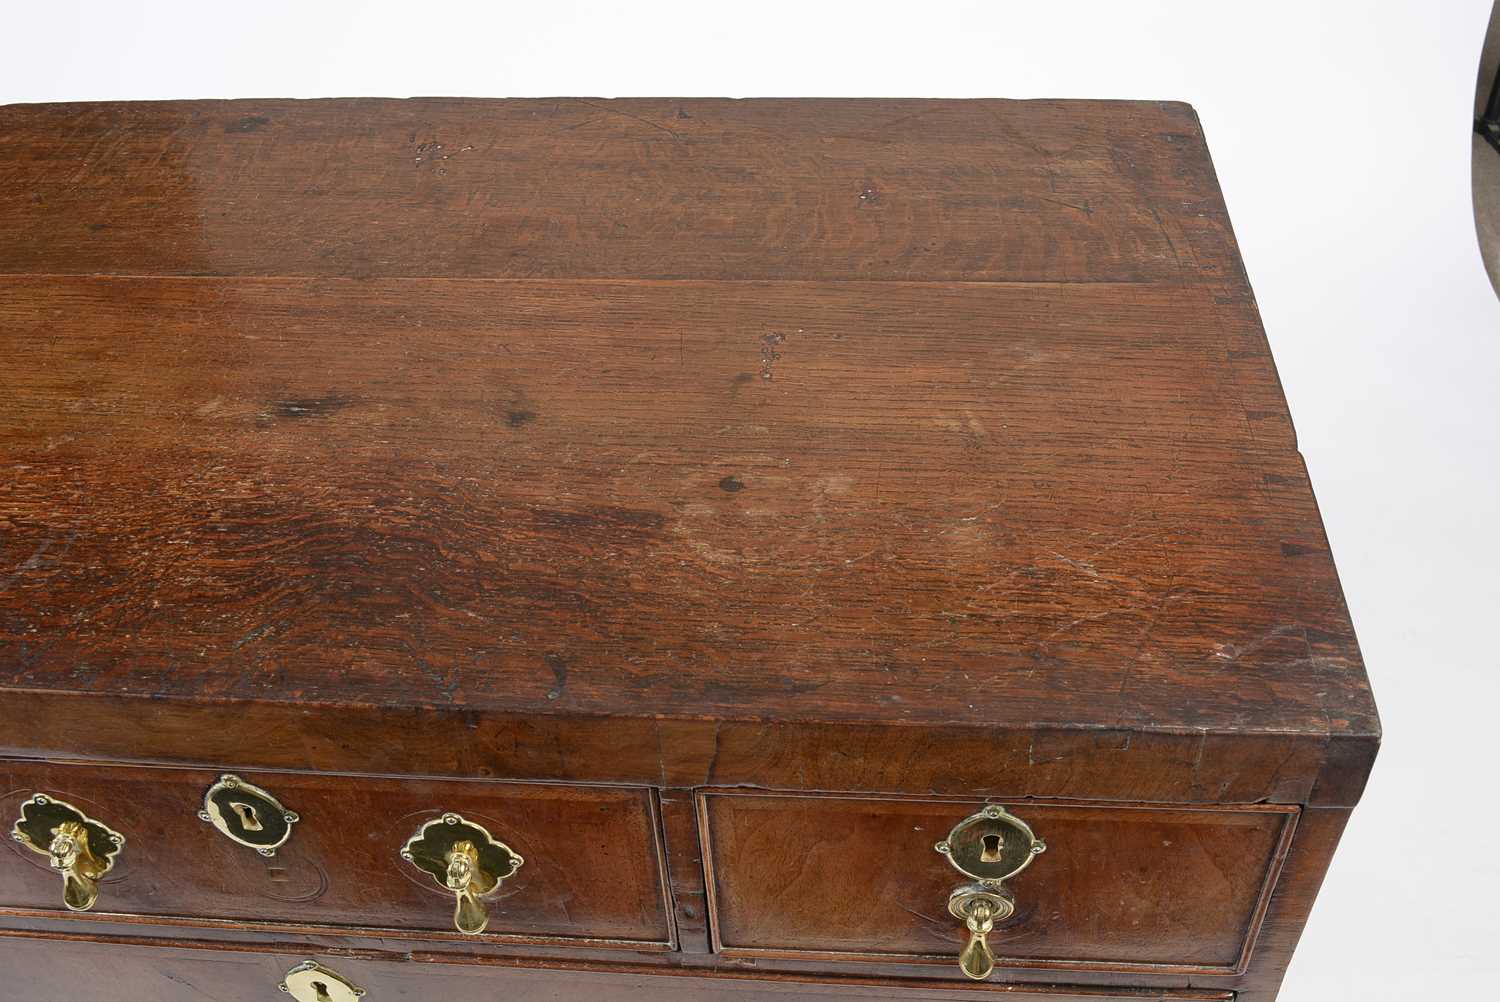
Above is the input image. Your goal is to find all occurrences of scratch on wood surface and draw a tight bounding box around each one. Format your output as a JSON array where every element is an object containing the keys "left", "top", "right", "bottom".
[
  {"left": 0, "top": 533, "right": 75, "bottom": 593},
  {"left": 570, "top": 98, "right": 682, "bottom": 141}
]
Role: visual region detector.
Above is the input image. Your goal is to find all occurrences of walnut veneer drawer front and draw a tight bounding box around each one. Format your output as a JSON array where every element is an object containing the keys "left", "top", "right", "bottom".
[
  {"left": 0, "top": 761, "right": 672, "bottom": 947},
  {"left": 0, "top": 938, "right": 1236, "bottom": 1002},
  {"left": 701, "top": 793, "right": 1297, "bottom": 975}
]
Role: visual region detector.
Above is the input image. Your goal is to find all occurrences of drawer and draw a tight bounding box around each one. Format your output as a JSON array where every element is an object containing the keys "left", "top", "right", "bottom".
[
  {"left": 0, "top": 935, "right": 1235, "bottom": 1001},
  {"left": 0, "top": 761, "right": 672, "bottom": 947},
  {"left": 700, "top": 792, "right": 1296, "bottom": 976}
]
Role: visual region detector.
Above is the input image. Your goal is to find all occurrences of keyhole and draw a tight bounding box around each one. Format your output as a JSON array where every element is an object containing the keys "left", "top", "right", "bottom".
[
  {"left": 980, "top": 832, "right": 1005, "bottom": 862},
  {"left": 229, "top": 801, "right": 263, "bottom": 832},
  {"left": 311, "top": 981, "right": 333, "bottom": 1002}
]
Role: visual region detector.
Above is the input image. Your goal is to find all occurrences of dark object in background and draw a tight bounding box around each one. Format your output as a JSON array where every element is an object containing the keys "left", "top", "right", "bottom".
[{"left": 1478, "top": 58, "right": 1500, "bottom": 152}]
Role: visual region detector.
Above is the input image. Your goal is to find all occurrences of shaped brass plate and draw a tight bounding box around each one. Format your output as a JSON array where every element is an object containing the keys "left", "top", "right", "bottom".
[
  {"left": 279, "top": 960, "right": 366, "bottom": 1001},
  {"left": 934, "top": 804, "right": 1047, "bottom": 884},
  {"left": 198, "top": 774, "right": 299, "bottom": 856},
  {"left": 10, "top": 794, "right": 125, "bottom": 912},
  {"left": 401, "top": 812, "right": 523, "bottom": 935}
]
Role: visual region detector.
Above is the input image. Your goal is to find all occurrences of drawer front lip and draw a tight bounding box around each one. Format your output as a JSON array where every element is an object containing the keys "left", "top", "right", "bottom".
[
  {"left": 0, "top": 928, "right": 1238, "bottom": 1001},
  {"left": 0, "top": 761, "right": 674, "bottom": 949},
  {"left": 698, "top": 790, "right": 1299, "bottom": 978}
]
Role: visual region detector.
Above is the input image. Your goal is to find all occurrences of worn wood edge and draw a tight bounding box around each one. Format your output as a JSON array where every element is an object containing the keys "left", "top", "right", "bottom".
[
  {"left": 695, "top": 792, "right": 1298, "bottom": 979},
  {"left": 0, "top": 924, "right": 1234, "bottom": 999},
  {"left": 645, "top": 789, "right": 681, "bottom": 952},
  {"left": 0, "top": 911, "right": 1216, "bottom": 993},
  {"left": 1197, "top": 807, "right": 1355, "bottom": 1002},
  {"left": 0, "top": 690, "right": 1373, "bottom": 806},
  {"left": 0, "top": 904, "right": 674, "bottom": 952},
  {"left": 0, "top": 95, "right": 1205, "bottom": 111},
  {"left": 658, "top": 789, "right": 712, "bottom": 954}
]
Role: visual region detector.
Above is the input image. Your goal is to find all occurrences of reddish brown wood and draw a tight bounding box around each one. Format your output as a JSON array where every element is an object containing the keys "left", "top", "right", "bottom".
[
  {"left": 0, "top": 98, "right": 1242, "bottom": 286},
  {"left": 0, "top": 98, "right": 1378, "bottom": 1000},
  {"left": 0, "top": 273, "right": 1372, "bottom": 797},
  {"left": 658, "top": 789, "right": 712, "bottom": 953},
  {"left": 699, "top": 792, "right": 1295, "bottom": 975},
  {"left": 0, "top": 761, "right": 672, "bottom": 947},
  {"left": 0, "top": 934, "right": 1235, "bottom": 1000},
  {"left": 1212, "top": 808, "right": 1355, "bottom": 1002}
]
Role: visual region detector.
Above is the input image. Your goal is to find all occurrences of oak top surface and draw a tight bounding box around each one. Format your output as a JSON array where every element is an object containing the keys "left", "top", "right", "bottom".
[{"left": 0, "top": 98, "right": 1377, "bottom": 740}]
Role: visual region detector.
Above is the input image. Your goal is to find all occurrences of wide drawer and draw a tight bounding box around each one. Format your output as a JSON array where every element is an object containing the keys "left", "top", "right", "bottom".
[
  {"left": 0, "top": 761, "right": 672, "bottom": 947},
  {"left": 0, "top": 935, "right": 1235, "bottom": 1001},
  {"left": 700, "top": 792, "right": 1297, "bottom": 976}
]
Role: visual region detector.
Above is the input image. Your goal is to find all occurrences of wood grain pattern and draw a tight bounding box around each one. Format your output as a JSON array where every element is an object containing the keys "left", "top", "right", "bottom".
[
  {"left": 700, "top": 792, "right": 1295, "bottom": 974},
  {"left": 0, "top": 98, "right": 1241, "bottom": 286},
  {"left": 658, "top": 789, "right": 712, "bottom": 953},
  {"left": 0, "top": 760, "right": 672, "bottom": 946},
  {"left": 0, "top": 935, "right": 1236, "bottom": 1001},
  {"left": 0, "top": 276, "right": 1371, "bottom": 744},
  {"left": 0, "top": 98, "right": 1378, "bottom": 1001}
]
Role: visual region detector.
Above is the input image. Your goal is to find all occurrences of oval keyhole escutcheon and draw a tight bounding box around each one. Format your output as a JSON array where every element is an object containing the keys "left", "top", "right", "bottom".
[{"left": 200, "top": 774, "right": 299, "bottom": 856}]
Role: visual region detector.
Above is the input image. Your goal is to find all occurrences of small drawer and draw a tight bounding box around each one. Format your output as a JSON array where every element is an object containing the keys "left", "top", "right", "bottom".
[
  {"left": 0, "top": 760, "right": 672, "bottom": 947},
  {"left": 700, "top": 791, "right": 1297, "bottom": 976}
]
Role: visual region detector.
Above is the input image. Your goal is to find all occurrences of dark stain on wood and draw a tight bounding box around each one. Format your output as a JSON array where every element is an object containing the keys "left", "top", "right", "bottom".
[
  {"left": 225, "top": 114, "right": 270, "bottom": 134},
  {"left": 270, "top": 395, "right": 352, "bottom": 419}
]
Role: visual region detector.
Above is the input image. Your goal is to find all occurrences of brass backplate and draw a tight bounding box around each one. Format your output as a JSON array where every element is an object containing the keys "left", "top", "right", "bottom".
[
  {"left": 279, "top": 961, "right": 365, "bottom": 1001},
  {"left": 401, "top": 812, "right": 523, "bottom": 891},
  {"left": 10, "top": 794, "right": 125, "bottom": 911},
  {"left": 198, "top": 774, "right": 299, "bottom": 856},
  {"left": 934, "top": 804, "right": 1046, "bottom": 883},
  {"left": 10, "top": 795, "right": 124, "bottom": 875}
]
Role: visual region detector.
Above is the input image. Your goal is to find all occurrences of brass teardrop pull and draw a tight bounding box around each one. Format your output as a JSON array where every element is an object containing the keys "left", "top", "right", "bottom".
[
  {"left": 10, "top": 794, "right": 125, "bottom": 913},
  {"left": 444, "top": 839, "right": 497, "bottom": 934},
  {"left": 957, "top": 896, "right": 997, "bottom": 980},
  {"left": 401, "top": 813, "right": 523, "bottom": 935}
]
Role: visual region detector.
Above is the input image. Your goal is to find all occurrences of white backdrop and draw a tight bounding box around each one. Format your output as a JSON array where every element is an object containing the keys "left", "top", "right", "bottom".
[{"left": 4, "top": 2, "right": 1497, "bottom": 998}]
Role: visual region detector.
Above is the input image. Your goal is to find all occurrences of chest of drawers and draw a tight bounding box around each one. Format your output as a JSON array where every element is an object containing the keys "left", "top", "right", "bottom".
[{"left": 0, "top": 97, "right": 1377, "bottom": 1002}]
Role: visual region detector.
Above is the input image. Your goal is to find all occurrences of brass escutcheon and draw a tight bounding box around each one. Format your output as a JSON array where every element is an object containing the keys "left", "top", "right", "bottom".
[
  {"left": 933, "top": 805, "right": 1046, "bottom": 981},
  {"left": 10, "top": 794, "right": 125, "bottom": 912},
  {"left": 279, "top": 960, "right": 366, "bottom": 1001},
  {"left": 401, "top": 812, "right": 523, "bottom": 935},
  {"left": 198, "top": 774, "right": 299, "bottom": 856}
]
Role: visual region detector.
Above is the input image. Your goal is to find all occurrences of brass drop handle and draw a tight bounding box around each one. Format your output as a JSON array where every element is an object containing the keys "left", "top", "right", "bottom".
[
  {"left": 401, "top": 813, "right": 523, "bottom": 935},
  {"left": 443, "top": 839, "right": 494, "bottom": 934},
  {"left": 949, "top": 885, "right": 1013, "bottom": 980},
  {"left": 10, "top": 795, "right": 125, "bottom": 912},
  {"left": 935, "top": 805, "right": 1046, "bottom": 981},
  {"left": 962, "top": 899, "right": 995, "bottom": 980}
]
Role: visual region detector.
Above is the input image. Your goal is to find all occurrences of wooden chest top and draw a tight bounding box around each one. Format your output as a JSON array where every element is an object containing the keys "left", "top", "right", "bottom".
[{"left": 0, "top": 98, "right": 1376, "bottom": 806}]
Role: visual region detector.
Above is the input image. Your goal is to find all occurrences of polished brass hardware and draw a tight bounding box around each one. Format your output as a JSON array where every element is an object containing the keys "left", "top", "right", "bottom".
[
  {"left": 278, "top": 961, "right": 366, "bottom": 1001},
  {"left": 10, "top": 794, "right": 124, "bottom": 912},
  {"left": 948, "top": 883, "right": 1015, "bottom": 980},
  {"left": 934, "top": 805, "right": 1046, "bottom": 981},
  {"left": 401, "top": 812, "right": 523, "bottom": 935},
  {"left": 198, "top": 774, "right": 299, "bottom": 856}
]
